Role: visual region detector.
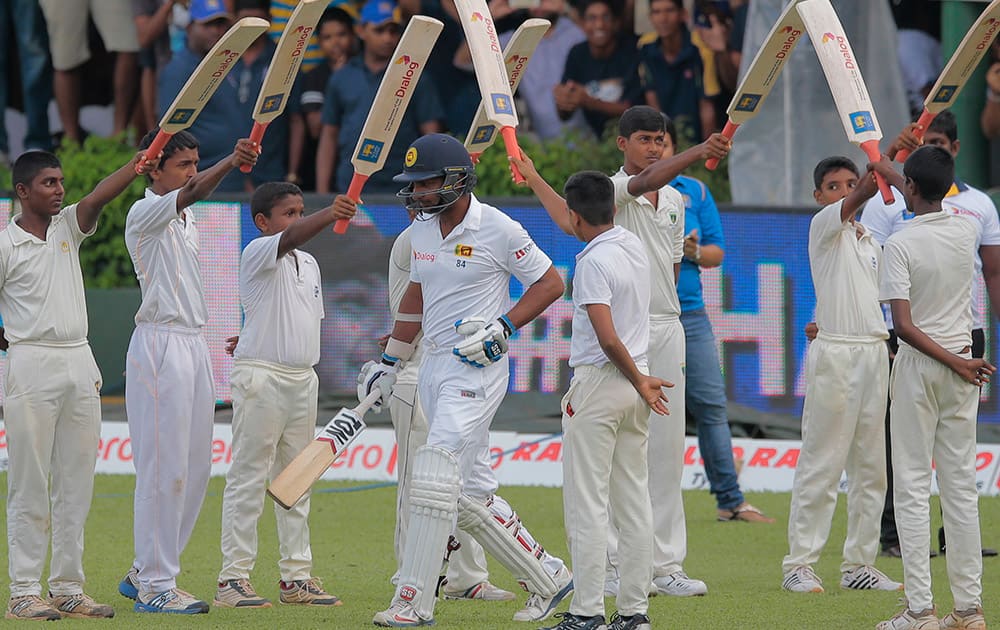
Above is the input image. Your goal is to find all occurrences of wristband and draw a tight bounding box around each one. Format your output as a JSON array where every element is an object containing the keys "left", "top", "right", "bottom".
[
  {"left": 385, "top": 337, "right": 415, "bottom": 363},
  {"left": 694, "top": 244, "right": 702, "bottom": 263},
  {"left": 498, "top": 314, "right": 515, "bottom": 337}
]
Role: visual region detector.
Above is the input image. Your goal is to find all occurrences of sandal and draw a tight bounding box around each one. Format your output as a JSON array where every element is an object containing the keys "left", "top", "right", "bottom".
[{"left": 717, "top": 503, "right": 776, "bottom": 523}]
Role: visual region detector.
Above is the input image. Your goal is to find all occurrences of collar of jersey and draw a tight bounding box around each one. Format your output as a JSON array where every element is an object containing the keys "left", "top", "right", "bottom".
[
  {"left": 576, "top": 225, "right": 625, "bottom": 261},
  {"left": 7, "top": 212, "right": 61, "bottom": 246},
  {"left": 438, "top": 194, "right": 482, "bottom": 241}
]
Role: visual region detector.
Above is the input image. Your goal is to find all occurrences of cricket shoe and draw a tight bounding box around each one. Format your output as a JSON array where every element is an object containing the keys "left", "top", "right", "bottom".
[
  {"left": 652, "top": 571, "right": 707, "bottom": 597},
  {"left": 512, "top": 566, "right": 574, "bottom": 622},
  {"left": 782, "top": 565, "right": 824, "bottom": 593},
  {"left": 214, "top": 579, "right": 272, "bottom": 608},
  {"left": 876, "top": 606, "right": 938, "bottom": 629},
  {"left": 540, "top": 612, "right": 607, "bottom": 629},
  {"left": 940, "top": 607, "right": 987, "bottom": 629},
  {"left": 279, "top": 578, "right": 342, "bottom": 606},
  {"left": 440, "top": 580, "right": 515, "bottom": 601},
  {"left": 841, "top": 565, "right": 904, "bottom": 591},
  {"left": 48, "top": 592, "right": 114, "bottom": 618},
  {"left": 118, "top": 566, "right": 139, "bottom": 600},
  {"left": 603, "top": 578, "right": 658, "bottom": 598},
  {"left": 608, "top": 612, "right": 652, "bottom": 630},
  {"left": 372, "top": 599, "right": 434, "bottom": 627},
  {"left": 134, "top": 588, "right": 209, "bottom": 614},
  {"left": 6, "top": 595, "right": 62, "bottom": 621}
]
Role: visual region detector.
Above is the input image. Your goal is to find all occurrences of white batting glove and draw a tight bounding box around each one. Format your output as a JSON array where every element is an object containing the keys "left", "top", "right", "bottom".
[
  {"left": 452, "top": 315, "right": 514, "bottom": 368},
  {"left": 356, "top": 358, "right": 398, "bottom": 413}
]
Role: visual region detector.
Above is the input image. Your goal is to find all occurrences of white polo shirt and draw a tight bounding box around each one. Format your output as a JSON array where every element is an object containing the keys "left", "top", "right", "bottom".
[
  {"left": 808, "top": 200, "right": 888, "bottom": 341},
  {"left": 389, "top": 225, "right": 422, "bottom": 386},
  {"left": 0, "top": 205, "right": 93, "bottom": 346},
  {"left": 879, "top": 211, "right": 978, "bottom": 354},
  {"left": 409, "top": 195, "right": 552, "bottom": 350},
  {"left": 125, "top": 188, "right": 208, "bottom": 328},
  {"left": 233, "top": 233, "right": 324, "bottom": 369},
  {"left": 611, "top": 167, "right": 685, "bottom": 317},
  {"left": 570, "top": 226, "right": 651, "bottom": 368}
]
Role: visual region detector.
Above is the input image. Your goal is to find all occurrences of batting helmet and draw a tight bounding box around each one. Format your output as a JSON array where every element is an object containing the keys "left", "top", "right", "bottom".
[{"left": 393, "top": 134, "right": 477, "bottom": 215}]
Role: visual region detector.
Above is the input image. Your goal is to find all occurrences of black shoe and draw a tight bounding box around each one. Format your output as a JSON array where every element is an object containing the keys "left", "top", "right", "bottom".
[
  {"left": 540, "top": 612, "right": 607, "bottom": 630},
  {"left": 880, "top": 544, "right": 937, "bottom": 558},
  {"left": 608, "top": 612, "right": 651, "bottom": 630}
]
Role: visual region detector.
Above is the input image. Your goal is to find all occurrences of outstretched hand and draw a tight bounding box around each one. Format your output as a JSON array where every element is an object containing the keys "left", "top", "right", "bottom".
[
  {"left": 638, "top": 375, "right": 673, "bottom": 416},
  {"left": 954, "top": 357, "right": 996, "bottom": 387}
]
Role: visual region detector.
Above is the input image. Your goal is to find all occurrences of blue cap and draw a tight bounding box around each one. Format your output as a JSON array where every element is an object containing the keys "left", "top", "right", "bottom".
[
  {"left": 189, "top": 0, "right": 233, "bottom": 24},
  {"left": 360, "top": 0, "right": 400, "bottom": 25}
]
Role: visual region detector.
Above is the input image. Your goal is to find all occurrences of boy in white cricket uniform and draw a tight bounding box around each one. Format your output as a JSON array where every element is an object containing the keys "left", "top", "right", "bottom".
[
  {"left": 359, "top": 134, "right": 571, "bottom": 627},
  {"left": 216, "top": 183, "right": 356, "bottom": 608},
  {"left": 118, "top": 129, "right": 257, "bottom": 614},
  {"left": 873, "top": 148, "right": 991, "bottom": 630},
  {"left": 2, "top": 151, "right": 149, "bottom": 621},
  {"left": 781, "top": 157, "right": 902, "bottom": 595}
]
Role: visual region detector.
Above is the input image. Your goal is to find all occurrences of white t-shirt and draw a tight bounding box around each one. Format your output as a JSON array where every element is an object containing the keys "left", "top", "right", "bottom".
[
  {"left": 879, "top": 211, "right": 978, "bottom": 354},
  {"left": 808, "top": 200, "right": 888, "bottom": 340},
  {"left": 570, "top": 226, "right": 651, "bottom": 368},
  {"left": 611, "top": 167, "right": 685, "bottom": 317},
  {"left": 234, "top": 233, "right": 324, "bottom": 369},
  {"left": 409, "top": 195, "right": 552, "bottom": 350},
  {"left": 125, "top": 188, "right": 208, "bottom": 328},
  {"left": 389, "top": 225, "right": 422, "bottom": 386},
  {"left": 0, "top": 205, "right": 94, "bottom": 346}
]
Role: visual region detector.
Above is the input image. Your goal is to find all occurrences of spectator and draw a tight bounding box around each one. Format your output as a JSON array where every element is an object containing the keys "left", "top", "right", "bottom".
[
  {"left": 0, "top": 0, "right": 53, "bottom": 163},
  {"left": 38, "top": 0, "right": 141, "bottom": 143},
  {"left": 981, "top": 38, "right": 1000, "bottom": 140},
  {"left": 269, "top": 0, "right": 347, "bottom": 73},
  {"left": 690, "top": 1, "right": 740, "bottom": 126},
  {"left": 133, "top": 0, "right": 185, "bottom": 136}
]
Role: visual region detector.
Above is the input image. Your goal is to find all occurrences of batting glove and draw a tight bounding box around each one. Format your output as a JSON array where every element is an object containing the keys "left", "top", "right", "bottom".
[
  {"left": 357, "top": 356, "right": 398, "bottom": 413},
  {"left": 452, "top": 315, "right": 514, "bottom": 368}
]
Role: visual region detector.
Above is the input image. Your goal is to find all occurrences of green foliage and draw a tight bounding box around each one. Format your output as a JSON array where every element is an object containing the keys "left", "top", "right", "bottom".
[{"left": 0, "top": 161, "right": 10, "bottom": 196}]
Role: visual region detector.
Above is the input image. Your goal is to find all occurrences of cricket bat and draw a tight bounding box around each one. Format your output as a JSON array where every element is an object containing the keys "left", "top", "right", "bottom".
[
  {"left": 465, "top": 18, "right": 549, "bottom": 162},
  {"left": 334, "top": 16, "right": 444, "bottom": 234},
  {"left": 796, "top": 0, "right": 893, "bottom": 204},
  {"left": 241, "top": 0, "right": 328, "bottom": 173},
  {"left": 896, "top": 0, "right": 1000, "bottom": 162},
  {"left": 705, "top": 0, "right": 807, "bottom": 170},
  {"left": 137, "top": 17, "right": 270, "bottom": 173},
  {"left": 455, "top": 0, "right": 527, "bottom": 183},
  {"left": 267, "top": 391, "right": 379, "bottom": 510}
]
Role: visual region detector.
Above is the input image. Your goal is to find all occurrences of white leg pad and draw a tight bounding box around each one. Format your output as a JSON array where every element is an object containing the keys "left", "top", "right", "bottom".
[
  {"left": 456, "top": 494, "right": 558, "bottom": 597},
  {"left": 395, "top": 445, "right": 461, "bottom": 620}
]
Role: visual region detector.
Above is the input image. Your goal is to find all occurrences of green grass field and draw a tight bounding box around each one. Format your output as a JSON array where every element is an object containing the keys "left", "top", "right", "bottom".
[{"left": 1, "top": 474, "right": 997, "bottom": 629}]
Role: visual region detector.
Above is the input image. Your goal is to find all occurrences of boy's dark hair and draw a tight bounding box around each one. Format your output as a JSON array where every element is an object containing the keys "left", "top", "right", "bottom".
[
  {"left": 650, "top": 0, "right": 682, "bottom": 9},
  {"left": 813, "top": 156, "right": 859, "bottom": 190},
  {"left": 319, "top": 6, "right": 355, "bottom": 30},
  {"left": 251, "top": 181, "right": 303, "bottom": 222},
  {"left": 235, "top": 0, "right": 269, "bottom": 13},
  {"left": 564, "top": 170, "right": 615, "bottom": 226},
  {"left": 660, "top": 112, "right": 678, "bottom": 147},
  {"left": 12, "top": 151, "right": 61, "bottom": 189},
  {"left": 926, "top": 109, "right": 958, "bottom": 143},
  {"left": 138, "top": 128, "right": 199, "bottom": 176},
  {"left": 619, "top": 105, "right": 665, "bottom": 139},
  {"left": 580, "top": 0, "right": 622, "bottom": 19},
  {"left": 903, "top": 145, "right": 953, "bottom": 202}
]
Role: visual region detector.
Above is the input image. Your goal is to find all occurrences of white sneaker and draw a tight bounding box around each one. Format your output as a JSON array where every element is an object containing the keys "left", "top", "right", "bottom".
[
  {"left": 840, "top": 565, "right": 903, "bottom": 591},
  {"left": 440, "top": 580, "right": 515, "bottom": 601},
  {"left": 372, "top": 599, "right": 433, "bottom": 627},
  {"left": 876, "top": 606, "right": 939, "bottom": 630},
  {"left": 652, "top": 571, "right": 707, "bottom": 597},
  {"left": 781, "top": 566, "right": 824, "bottom": 593},
  {"left": 940, "top": 607, "right": 987, "bottom": 630},
  {"left": 134, "top": 588, "right": 209, "bottom": 614},
  {"left": 512, "top": 566, "right": 574, "bottom": 622}
]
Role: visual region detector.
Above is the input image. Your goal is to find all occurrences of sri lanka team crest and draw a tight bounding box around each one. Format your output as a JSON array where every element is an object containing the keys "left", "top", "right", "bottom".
[
  {"left": 734, "top": 93, "right": 761, "bottom": 113},
  {"left": 850, "top": 111, "right": 876, "bottom": 134},
  {"left": 405, "top": 147, "right": 418, "bottom": 167},
  {"left": 492, "top": 93, "right": 513, "bottom": 115},
  {"left": 455, "top": 244, "right": 473, "bottom": 257},
  {"left": 932, "top": 85, "right": 957, "bottom": 104},
  {"left": 167, "top": 108, "right": 195, "bottom": 125},
  {"left": 356, "top": 139, "right": 384, "bottom": 164},
  {"left": 471, "top": 125, "right": 494, "bottom": 144},
  {"left": 259, "top": 93, "right": 284, "bottom": 114}
]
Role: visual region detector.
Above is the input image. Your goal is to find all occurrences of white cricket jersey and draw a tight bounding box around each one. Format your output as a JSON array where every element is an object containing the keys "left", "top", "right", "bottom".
[
  {"left": 126, "top": 188, "right": 208, "bottom": 328},
  {"left": 409, "top": 195, "right": 552, "bottom": 350},
  {"left": 862, "top": 181, "right": 1000, "bottom": 329},
  {"left": 0, "top": 205, "right": 94, "bottom": 346},
  {"left": 233, "top": 233, "right": 324, "bottom": 368},
  {"left": 389, "top": 225, "right": 422, "bottom": 386},
  {"left": 808, "top": 200, "right": 888, "bottom": 341},
  {"left": 880, "top": 211, "right": 978, "bottom": 354},
  {"left": 611, "top": 167, "right": 684, "bottom": 317},
  {"left": 569, "top": 226, "right": 651, "bottom": 368}
]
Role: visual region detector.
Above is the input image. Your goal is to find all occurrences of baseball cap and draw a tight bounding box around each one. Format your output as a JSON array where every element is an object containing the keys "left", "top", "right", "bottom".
[
  {"left": 189, "top": 0, "right": 234, "bottom": 24},
  {"left": 360, "top": 0, "right": 401, "bottom": 25}
]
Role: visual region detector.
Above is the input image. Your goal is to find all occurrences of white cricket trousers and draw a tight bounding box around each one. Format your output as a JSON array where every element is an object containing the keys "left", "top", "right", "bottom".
[
  {"left": 220, "top": 360, "right": 317, "bottom": 583},
  {"left": 126, "top": 323, "right": 215, "bottom": 593},
  {"left": 562, "top": 363, "right": 653, "bottom": 618},
  {"left": 783, "top": 334, "right": 888, "bottom": 574},
  {"left": 890, "top": 346, "right": 982, "bottom": 612},
  {"left": 5, "top": 343, "right": 102, "bottom": 597},
  {"left": 608, "top": 315, "right": 686, "bottom": 578},
  {"left": 388, "top": 381, "right": 489, "bottom": 590}
]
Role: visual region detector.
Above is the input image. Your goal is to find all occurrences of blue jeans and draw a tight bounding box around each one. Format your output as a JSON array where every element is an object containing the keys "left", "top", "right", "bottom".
[
  {"left": 681, "top": 308, "right": 744, "bottom": 510},
  {"left": 0, "top": 0, "right": 53, "bottom": 153}
]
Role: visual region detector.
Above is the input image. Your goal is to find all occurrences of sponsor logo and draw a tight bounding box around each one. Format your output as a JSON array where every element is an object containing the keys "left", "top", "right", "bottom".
[
  {"left": 822, "top": 33, "right": 857, "bottom": 71},
  {"left": 455, "top": 244, "right": 473, "bottom": 257},
  {"left": 775, "top": 25, "right": 802, "bottom": 59},
  {"left": 932, "top": 85, "right": 957, "bottom": 104},
  {"left": 977, "top": 17, "right": 1000, "bottom": 54},
  {"left": 734, "top": 93, "right": 762, "bottom": 113},
  {"left": 405, "top": 147, "right": 418, "bottom": 167},
  {"left": 259, "top": 93, "right": 284, "bottom": 114},
  {"left": 470, "top": 11, "right": 501, "bottom": 53},
  {"left": 60, "top": 241, "right": 69, "bottom": 253},
  {"left": 492, "top": 93, "right": 513, "bottom": 115},
  {"left": 316, "top": 411, "right": 363, "bottom": 453},
  {"left": 399, "top": 586, "right": 417, "bottom": 602},
  {"left": 413, "top": 250, "right": 436, "bottom": 262},
  {"left": 565, "top": 402, "right": 574, "bottom": 417},
  {"left": 506, "top": 54, "right": 528, "bottom": 87},
  {"left": 513, "top": 242, "right": 535, "bottom": 260},
  {"left": 290, "top": 25, "right": 312, "bottom": 59},
  {"left": 212, "top": 49, "right": 240, "bottom": 78},
  {"left": 460, "top": 389, "right": 477, "bottom": 399},
  {"left": 356, "top": 139, "right": 384, "bottom": 164},
  {"left": 850, "top": 110, "right": 876, "bottom": 134},
  {"left": 471, "top": 125, "right": 494, "bottom": 143},
  {"left": 167, "top": 108, "right": 195, "bottom": 125},
  {"left": 393, "top": 55, "right": 421, "bottom": 99}
]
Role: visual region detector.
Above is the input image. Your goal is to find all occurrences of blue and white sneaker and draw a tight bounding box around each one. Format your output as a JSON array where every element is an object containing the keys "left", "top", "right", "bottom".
[
  {"left": 512, "top": 566, "right": 574, "bottom": 622},
  {"left": 118, "top": 567, "right": 139, "bottom": 600},
  {"left": 134, "top": 588, "right": 209, "bottom": 614}
]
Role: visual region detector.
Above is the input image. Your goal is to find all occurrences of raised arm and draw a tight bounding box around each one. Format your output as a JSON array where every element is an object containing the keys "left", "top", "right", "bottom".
[
  {"left": 839, "top": 160, "right": 881, "bottom": 222},
  {"left": 509, "top": 151, "right": 573, "bottom": 236},
  {"left": 626, "top": 133, "right": 730, "bottom": 196},
  {"left": 176, "top": 139, "right": 258, "bottom": 211},
  {"left": 76, "top": 152, "right": 151, "bottom": 233},
  {"left": 276, "top": 195, "right": 357, "bottom": 258}
]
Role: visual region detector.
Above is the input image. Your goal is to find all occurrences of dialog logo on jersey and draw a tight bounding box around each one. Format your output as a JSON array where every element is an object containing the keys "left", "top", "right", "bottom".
[
  {"left": 413, "top": 250, "right": 436, "bottom": 262},
  {"left": 455, "top": 244, "right": 474, "bottom": 257},
  {"left": 850, "top": 111, "right": 876, "bottom": 134},
  {"left": 357, "top": 139, "right": 384, "bottom": 164}
]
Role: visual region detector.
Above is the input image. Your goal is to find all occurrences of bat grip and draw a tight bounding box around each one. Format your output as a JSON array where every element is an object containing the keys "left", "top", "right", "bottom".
[
  {"left": 705, "top": 119, "right": 740, "bottom": 171},
  {"left": 335, "top": 173, "right": 369, "bottom": 234},
  {"left": 860, "top": 140, "right": 895, "bottom": 205},
  {"left": 894, "top": 109, "right": 935, "bottom": 164},
  {"left": 354, "top": 389, "right": 383, "bottom": 416},
  {"left": 240, "top": 121, "right": 269, "bottom": 173},
  {"left": 500, "top": 126, "right": 524, "bottom": 185},
  {"left": 469, "top": 151, "right": 482, "bottom": 165},
  {"left": 136, "top": 131, "right": 172, "bottom": 174}
]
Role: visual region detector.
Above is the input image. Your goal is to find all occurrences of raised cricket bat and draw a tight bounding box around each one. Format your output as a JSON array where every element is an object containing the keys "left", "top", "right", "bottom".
[
  {"left": 796, "top": 0, "right": 893, "bottom": 203},
  {"left": 334, "top": 16, "right": 444, "bottom": 234},
  {"left": 137, "top": 17, "right": 270, "bottom": 173},
  {"left": 896, "top": 0, "right": 1000, "bottom": 162},
  {"left": 705, "top": 0, "right": 807, "bottom": 170},
  {"left": 241, "top": 0, "right": 327, "bottom": 173},
  {"left": 267, "top": 391, "right": 379, "bottom": 510},
  {"left": 455, "top": 0, "right": 527, "bottom": 183},
  {"left": 465, "top": 18, "right": 549, "bottom": 162}
]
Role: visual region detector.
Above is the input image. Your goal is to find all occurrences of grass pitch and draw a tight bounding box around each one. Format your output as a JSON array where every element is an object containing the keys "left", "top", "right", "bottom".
[{"left": 1, "top": 474, "right": 997, "bottom": 629}]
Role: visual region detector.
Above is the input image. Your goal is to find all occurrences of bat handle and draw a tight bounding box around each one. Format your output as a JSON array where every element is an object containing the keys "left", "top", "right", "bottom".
[
  {"left": 500, "top": 126, "right": 524, "bottom": 185},
  {"left": 860, "top": 139, "right": 895, "bottom": 205},
  {"left": 894, "top": 109, "right": 935, "bottom": 164},
  {"left": 240, "top": 121, "right": 269, "bottom": 173},
  {"left": 705, "top": 119, "right": 740, "bottom": 171},
  {"left": 469, "top": 151, "right": 482, "bottom": 165},
  {"left": 136, "top": 131, "right": 172, "bottom": 174},
  {"left": 354, "top": 389, "right": 383, "bottom": 416},
  {"left": 335, "top": 173, "right": 369, "bottom": 234}
]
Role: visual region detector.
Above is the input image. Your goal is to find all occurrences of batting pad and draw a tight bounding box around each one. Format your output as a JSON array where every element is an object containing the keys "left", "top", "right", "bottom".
[
  {"left": 457, "top": 494, "right": 558, "bottom": 596},
  {"left": 395, "top": 445, "right": 461, "bottom": 620}
]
